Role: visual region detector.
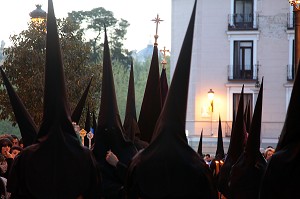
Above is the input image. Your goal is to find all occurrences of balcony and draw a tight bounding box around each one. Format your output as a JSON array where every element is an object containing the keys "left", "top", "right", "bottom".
[
  {"left": 287, "top": 13, "right": 294, "bottom": 29},
  {"left": 228, "top": 64, "right": 258, "bottom": 81},
  {"left": 287, "top": 64, "right": 294, "bottom": 81},
  {"left": 228, "top": 13, "right": 258, "bottom": 30}
]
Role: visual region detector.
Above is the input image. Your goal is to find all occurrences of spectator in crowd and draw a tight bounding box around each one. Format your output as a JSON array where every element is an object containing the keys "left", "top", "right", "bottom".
[
  {"left": 204, "top": 154, "right": 212, "bottom": 166},
  {"left": 264, "top": 147, "right": 275, "bottom": 161},
  {"left": 0, "top": 138, "right": 13, "bottom": 179},
  {"left": 10, "top": 135, "right": 19, "bottom": 147},
  {"left": 10, "top": 146, "right": 23, "bottom": 159},
  {"left": 18, "top": 138, "right": 24, "bottom": 148}
]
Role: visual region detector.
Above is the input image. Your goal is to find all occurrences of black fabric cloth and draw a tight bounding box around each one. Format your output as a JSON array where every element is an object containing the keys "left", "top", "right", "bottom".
[
  {"left": 126, "top": 1, "right": 218, "bottom": 198},
  {"left": 218, "top": 86, "right": 247, "bottom": 198},
  {"left": 7, "top": 138, "right": 101, "bottom": 199},
  {"left": 126, "top": 136, "right": 218, "bottom": 199},
  {"left": 229, "top": 78, "right": 266, "bottom": 199},
  {"left": 7, "top": 1, "right": 101, "bottom": 198},
  {"left": 92, "top": 27, "right": 137, "bottom": 199},
  {"left": 71, "top": 77, "right": 92, "bottom": 124},
  {"left": 0, "top": 68, "right": 38, "bottom": 147},
  {"left": 138, "top": 45, "right": 162, "bottom": 143},
  {"left": 259, "top": 63, "right": 300, "bottom": 198},
  {"left": 160, "top": 68, "right": 168, "bottom": 106}
]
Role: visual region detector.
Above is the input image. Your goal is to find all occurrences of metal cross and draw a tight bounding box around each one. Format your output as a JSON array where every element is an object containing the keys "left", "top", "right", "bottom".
[
  {"left": 151, "top": 14, "right": 164, "bottom": 46},
  {"left": 160, "top": 46, "right": 170, "bottom": 69}
]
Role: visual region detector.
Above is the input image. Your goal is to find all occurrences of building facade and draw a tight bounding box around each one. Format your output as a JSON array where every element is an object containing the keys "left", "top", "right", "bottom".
[{"left": 171, "top": 0, "right": 294, "bottom": 152}]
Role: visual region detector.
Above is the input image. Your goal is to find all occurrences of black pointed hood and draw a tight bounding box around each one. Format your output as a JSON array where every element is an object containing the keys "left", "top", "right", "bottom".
[
  {"left": 218, "top": 85, "right": 247, "bottom": 198},
  {"left": 229, "top": 78, "right": 267, "bottom": 199},
  {"left": 123, "top": 60, "right": 149, "bottom": 150},
  {"left": 138, "top": 42, "right": 162, "bottom": 143},
  {"left": 0, "top": 67, "right": 38, "bottom": 147},
  {"left": 197, "top": 129, "right": 203, "bottom": 157},
  {"left": 84, "top": 104, "right": 91, "bottom": 147},
  {"left": 126, "top": 2, "right": 218, "bottom": 198},
  {"left": 37, "top": 0, "right": 74, "bottom": 140},
  {"left": 92, "top": 111, "right": 97, "bottom": 134},
  {"left": 6, "top": 1, "right": 100, "bottom": 198},
  {"left": 123, "top": 59, "right": 139, "bottom": 141},
  {"left": 260, "top": 63, "right": 300, "bottom": 198},
  {"left": 92, "top": 26, "right": 137, "bottom": 165},
  {"left": 71, "top": 77, "right": 92, "bottom": 124},
  {"left": 215, "top": 115, "right": 225, "bottom": 160},
  {"left": 244, "top": 99, "right": 252, "bottom": 134},
  {"left": 160, "top": 67, "right": 169, "bottom": 105},
  {"left": 92, "top": 27, "right": 137, "bottom": 197}
]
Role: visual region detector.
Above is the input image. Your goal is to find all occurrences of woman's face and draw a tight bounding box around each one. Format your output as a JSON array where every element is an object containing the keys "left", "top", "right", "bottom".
[
  {"left": 11, "top": 149, "right": 21, "bottom": 159},
  {"left": 0, "top": 161, "right": 7, "bottom": 174},
  {"left": 1, "top": 145, "right": 10, "bottom": 156}
]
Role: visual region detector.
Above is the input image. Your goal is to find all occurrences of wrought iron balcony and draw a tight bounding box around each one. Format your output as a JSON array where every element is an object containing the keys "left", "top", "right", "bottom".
[
  {"left": 287, "top": 13, "right": 294, "bottom": 29},
  {"left": 287, "top": 64, "right": 294, "bottom": 81},
  {"left": 228, "top": 64, "right": 258, "bottom": 81},
  {"left": 228, "top": 13, "right": 259, "bottom": 30}
]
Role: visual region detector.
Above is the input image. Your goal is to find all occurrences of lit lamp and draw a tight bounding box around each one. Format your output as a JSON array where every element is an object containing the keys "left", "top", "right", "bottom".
[
  {"left": 208, "top": 89, "right": 214, "bottom": 136},
  {"left": 289, "top": 0, "right": 300, "bottom": 74},
  {"left": 29, "top": 4, "right": 47, "bottom": 24}
]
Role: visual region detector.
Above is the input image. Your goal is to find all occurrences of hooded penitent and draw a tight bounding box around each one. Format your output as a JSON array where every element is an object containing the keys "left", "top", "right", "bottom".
[
  {"left": 126, "top": 1, "right": 218, "bottom": 198},
  {"left": 215, "top": 115, "right": 225, "bottom": 161},
  {"left": 123, "top": 60, "right": 149, "bottom": 150},
  {"left": 229, "top": 78, "right": 267, "bottom": 199},
  {"left": 209, "top": 115, "right": 225, "bottom": 186},
  {"left": 197, "top": 129, "right": 204, "bottom": 158},
  {"left": 71, "top": 77, "right": 92, "bottom": 124},
  {"left": 160, "top": 67, "right": 169, "bottom": 106},
  {"left": 6, "top": 1, "right": 100, "bottom": 198},
  {"left": 245, "top": 99, "right": 252, "bottom": 134},
  {"left": 218, "top": 85, "right": 247, "bottom": 198},
  {"left": 92, "top": 26, "right": 137, "bottom": 198},
  {"left": 84, "top": 104, "right": 91, "bottom": 147},
  {"left": 259, "top": 66, "right": 300, "bottom": 198},
  {"left": 0, "top": 67, "right": 38, "bottom": 147},
  {"left": 138, "top": 36, "right": 162, "bottom": 143}
]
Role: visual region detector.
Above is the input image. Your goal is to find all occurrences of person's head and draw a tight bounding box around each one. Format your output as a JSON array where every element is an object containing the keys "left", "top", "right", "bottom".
[
  {"left": 264, "top": 148, "right": 275, "bottom": 161},
  {"left": 10, "top": 145, "right": 23, "bottom": 159},
  {"left": 19, "top": 138, "right": 24, "bottom": 148},
  {"left": 204, "top": 154, "right": 211, "bottom": 161},
  {"left": 0, "top": 155, "right": 7, "bottom": 174},
  {"left": 11, "top": 134, "right": 19, "bottom": 146},
  {"left": 0, "top": 138, "right": 12, "bottom": 156}
]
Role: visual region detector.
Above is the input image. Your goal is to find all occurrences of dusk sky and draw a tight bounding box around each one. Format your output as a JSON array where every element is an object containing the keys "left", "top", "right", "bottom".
[{"left": 0, "top": 0, "right": 171, "bottom": 51}]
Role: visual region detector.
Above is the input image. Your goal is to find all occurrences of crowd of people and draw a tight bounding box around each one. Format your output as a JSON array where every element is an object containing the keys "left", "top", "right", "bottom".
[
  {"left": 0, "top": 0, "right": 299, "bottom": 198},
  {"left": 0, "top": 134, "right": 23, "bottom": 198}
]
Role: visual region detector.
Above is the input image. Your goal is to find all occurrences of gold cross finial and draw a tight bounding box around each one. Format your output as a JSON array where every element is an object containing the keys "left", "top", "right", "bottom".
[
  {"left": 151, "top": 14, "right": 163, "bottom": 46},
  {"left": 160, "top": 46, "right": 170, "bottom": 69}
]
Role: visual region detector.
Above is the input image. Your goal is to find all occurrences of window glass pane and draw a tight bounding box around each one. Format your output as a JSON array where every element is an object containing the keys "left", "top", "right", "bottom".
[
  {"left": 240, "top": 42, "right": 252, "bottom": 47},
  {"left": 244, "top": 48, "right": 251, "bottom": 69}
]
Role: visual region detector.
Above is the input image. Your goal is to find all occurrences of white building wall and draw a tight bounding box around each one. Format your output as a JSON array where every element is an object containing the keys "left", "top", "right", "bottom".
[{"left": 171, "top": 0, "right": 293, "bottom": 148}]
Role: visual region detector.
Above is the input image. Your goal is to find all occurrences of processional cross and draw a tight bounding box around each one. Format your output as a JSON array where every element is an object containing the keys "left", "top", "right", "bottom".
[{"left": 151, "top": 14, "right": 163, "bottom": 46}]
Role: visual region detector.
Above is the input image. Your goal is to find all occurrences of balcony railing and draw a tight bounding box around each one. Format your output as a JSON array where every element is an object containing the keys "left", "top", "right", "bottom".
[
  {"left": 287, "top": 64, "right": 294, "bottom": 81},
  {"left": 228, "top": 13, "right": 258, "bottom": 30},
  {"left": 287, "top": 13, "right": 294, "bottom": 29},
  {"left": 228, "top": 64, "right": 258, "bottom": 81}
]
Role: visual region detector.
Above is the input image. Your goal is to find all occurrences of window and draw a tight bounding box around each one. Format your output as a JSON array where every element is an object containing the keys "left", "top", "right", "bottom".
[
  {"left": 234, "top": 0, "right": 254, "bottom": 29},
  {"left": 233, "top": 41, "right": 253, "bottom": 79},
  {"left": 233, "top": 93, "right": 253, "bottom": 121}
]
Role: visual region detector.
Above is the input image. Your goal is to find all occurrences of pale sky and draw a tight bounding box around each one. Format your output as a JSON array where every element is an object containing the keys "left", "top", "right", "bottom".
[{"left": 0, "top": 0, "right": 171, "bottom": 51}]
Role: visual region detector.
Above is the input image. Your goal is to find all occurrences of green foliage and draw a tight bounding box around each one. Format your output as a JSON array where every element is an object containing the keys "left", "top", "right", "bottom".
[
  {"left": 68, "top": 7, "right": 132, "bottom": 66},
  {"left": 0, "top": 19, "right": 101, "bottom": 127},
  {"left": 0, "top": 120, "right": 20, "bottom": 137}
]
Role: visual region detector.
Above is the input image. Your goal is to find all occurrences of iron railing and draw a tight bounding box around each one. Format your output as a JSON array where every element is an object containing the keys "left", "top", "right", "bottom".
[
  {"left": 228, "top": 13, "right": 259, "bottom": 30},
  {"left": 228, "top": 64, "right": 259, "bottom": 81}
]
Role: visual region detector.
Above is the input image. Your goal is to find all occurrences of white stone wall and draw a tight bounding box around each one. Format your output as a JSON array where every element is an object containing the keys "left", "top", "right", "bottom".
[{"left": 171, "top": 0, "right": 293, "bottom": 144}]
